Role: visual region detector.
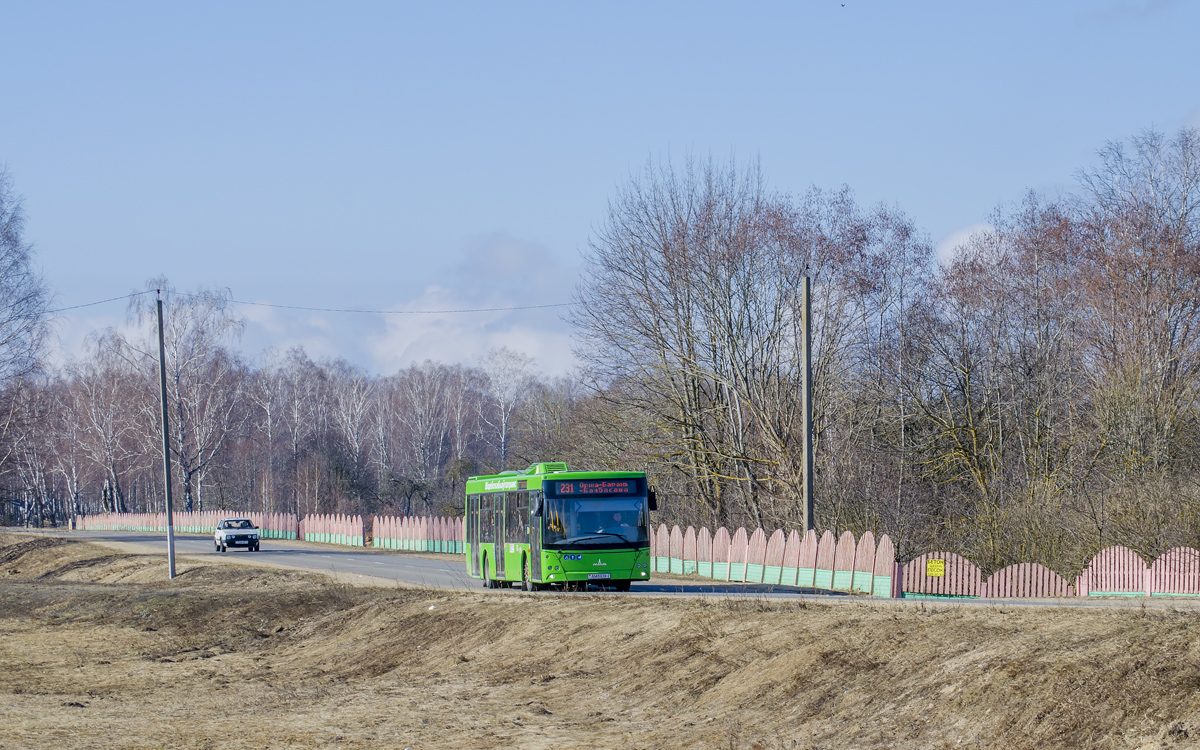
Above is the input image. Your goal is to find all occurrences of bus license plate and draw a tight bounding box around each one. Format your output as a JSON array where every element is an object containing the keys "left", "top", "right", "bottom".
[{"left": 587, "top": 573, "right": 611, "bottom": 580}]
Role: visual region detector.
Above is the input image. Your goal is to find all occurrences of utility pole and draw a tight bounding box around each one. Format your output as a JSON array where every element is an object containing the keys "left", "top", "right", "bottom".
[
  {"left": 802, "top": 275, "right": 814, "bottom": 531},
  {"left": 156, "top": 291, "right": 177, "bottom": 579}
]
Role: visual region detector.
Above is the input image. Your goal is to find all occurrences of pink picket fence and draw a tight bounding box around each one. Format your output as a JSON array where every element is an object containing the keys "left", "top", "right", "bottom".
[
  {"left": 371, "top": 515, "right": 464, "bottom": 554},
  {"left": 298, "top": 514, "right": 365, "bottom": 547},
  {"left": 650, "top": 523, "right": 899, "bottom": 598},
  {"left": 76, "top": 510, "right": 1200, "bottom": 599},
  {"left": 75, "top": 511, "right": 297, "bottom": 539},
  {"left": 648, "top": 521, "right": 1200, "bottom": 599}
]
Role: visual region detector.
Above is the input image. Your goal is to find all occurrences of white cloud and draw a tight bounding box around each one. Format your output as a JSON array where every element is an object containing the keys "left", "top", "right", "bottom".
[
  {"left": 48, "top": 309, "right": 145, "bottom": 369},
  {"left": 365, "top": 285, "right": 576, "bottom": 377},
  {"left": 48, "top": 231, "right": 581, "bottom": 378},
  {"left": 456, "top": 232, "right": 559, "bottom": 282},
  {"left": 934, "top": 223, "right": 995, "bottom": 266}
]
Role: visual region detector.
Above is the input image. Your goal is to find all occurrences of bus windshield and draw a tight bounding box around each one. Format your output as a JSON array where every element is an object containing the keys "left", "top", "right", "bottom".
[{"left": 543, "top": 496, "right": 648, "bottom": 547}]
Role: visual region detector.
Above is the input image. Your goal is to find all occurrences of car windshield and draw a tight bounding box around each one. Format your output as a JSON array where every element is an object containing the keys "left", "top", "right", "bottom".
[
  {"left": 221, "top": 520, "right": 252, "bottom": 529},
  {"left": 543, "top": 496, "right": 648, "bottom": 546}
]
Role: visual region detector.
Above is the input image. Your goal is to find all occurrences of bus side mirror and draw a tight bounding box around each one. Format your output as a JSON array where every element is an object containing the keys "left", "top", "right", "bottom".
[
  {"left": 648, "top": 490, "right": 658, "bottom": 511},
  {"left": 531, "top": 495, "right": 543, "bottom": 517}
]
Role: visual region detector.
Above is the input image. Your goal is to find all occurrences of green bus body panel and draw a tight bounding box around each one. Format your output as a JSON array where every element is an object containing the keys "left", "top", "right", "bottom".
[
  {"left": 540, "top": 548, "right": 649, "bottom": 584},
  {"left": 463, "top": 546, "right": 652, "bottom": 586}
]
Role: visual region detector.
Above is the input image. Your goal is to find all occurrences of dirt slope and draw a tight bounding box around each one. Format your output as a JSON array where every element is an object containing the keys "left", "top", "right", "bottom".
[{"left": 2, "top": 531, "right": 1200, "bottom": 749}]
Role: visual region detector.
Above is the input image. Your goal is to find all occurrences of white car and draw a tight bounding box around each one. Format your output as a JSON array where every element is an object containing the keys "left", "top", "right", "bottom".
[{"left": 214, "top": 518, "right": 261, "bottom": 552}]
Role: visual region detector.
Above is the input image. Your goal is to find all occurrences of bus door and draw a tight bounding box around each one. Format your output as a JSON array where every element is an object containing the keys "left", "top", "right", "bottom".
[
  {"left": 467, "top": 494, "right": 480, "bottom": 577},
  {"left": 528, "top": 491, "right": 543, "bottom": 581},
  {"left": 493, "top": 493, "right": 506, "bottom": 579}
]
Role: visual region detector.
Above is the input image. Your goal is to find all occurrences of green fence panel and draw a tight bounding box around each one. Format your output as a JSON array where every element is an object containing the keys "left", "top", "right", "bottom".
[
  {"left": 763, "top": 565, "right": 783, "bottom": 585},
  {"left": 903, "top": 593, "right": 978, "bottom": 600},
  {"left": 832, "top": 570, "right": 854, "bottom": 591},
  {"left": 814, "top": 568, "right": 833, "bottom": 589},
  {"left": 871, "top": 575, "right": 892, "bottom": 598}
]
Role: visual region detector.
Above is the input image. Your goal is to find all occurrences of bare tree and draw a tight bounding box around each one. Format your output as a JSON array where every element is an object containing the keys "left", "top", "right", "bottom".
[
  {"left": 113, "top": 281, "right": 246, "bottom": 512},
  {"left": 69, "top": 338, "right": 149, "bottom": 513},
  {"left": 0, "top": 169, "right": 49, "bottom": 386},
  {"left": 326, "top": 359, "right": 374, "bottom": 505},
  {"left": 0, "top": 169, "right": 50, "bottom": 482},
  {"left": 266, "top": 347, "right": 316, "bottom": 515},
  {"left": 480, "top": 347, "right": 534, "bottom": 471}
]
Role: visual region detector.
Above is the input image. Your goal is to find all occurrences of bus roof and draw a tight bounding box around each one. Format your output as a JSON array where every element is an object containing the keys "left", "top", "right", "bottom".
[{"left": 465, "top": 463, "right": 645, "bottom": 493}]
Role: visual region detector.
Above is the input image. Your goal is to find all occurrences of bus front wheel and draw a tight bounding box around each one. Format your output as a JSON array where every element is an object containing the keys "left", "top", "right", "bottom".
[{"left": 482, "top": 556, "right": 493, "bottom": 589}]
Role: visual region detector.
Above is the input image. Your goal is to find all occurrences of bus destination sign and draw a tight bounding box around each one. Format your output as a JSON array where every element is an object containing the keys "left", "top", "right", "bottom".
[{"left": 552, "top": 479, "right": 638, "bottom": 496}]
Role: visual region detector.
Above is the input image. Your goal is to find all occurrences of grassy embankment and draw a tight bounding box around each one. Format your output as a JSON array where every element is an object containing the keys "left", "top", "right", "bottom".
[{"left": 2, "top": 531, "right": 1200, "bottom": 749}]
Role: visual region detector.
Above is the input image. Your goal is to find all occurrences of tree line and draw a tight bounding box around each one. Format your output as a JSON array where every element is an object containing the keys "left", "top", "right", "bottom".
[{"left": 3, "top": 127, "right": 1199, "bottom": 575}]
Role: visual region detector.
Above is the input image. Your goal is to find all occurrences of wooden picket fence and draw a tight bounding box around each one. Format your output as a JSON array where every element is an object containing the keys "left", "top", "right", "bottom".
[
  {"left": 73, "top": 512, "right": 1200, "bottom": 599},
  {"left": 370, "top": 515, "right": 464, "bottom": 554},
  {"left": 298, "top": 513, "right": 365, "bottom": 546},
  {"left": 650, "top": 523, "right": 1200, "bottom": 599},
  {"left": 76, "top": 511, "right": 298, "bottom": 539},
  {"left": 651, "top": 524, "right": 899, "bottom": 598}
]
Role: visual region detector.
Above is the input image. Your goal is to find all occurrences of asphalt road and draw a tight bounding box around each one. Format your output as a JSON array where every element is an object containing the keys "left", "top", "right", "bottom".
[
  {"left": 17, "top": 529, "right": 1198, "bottom": 609},
  {"left": 36, "top": 529, "right": 842, "bottom": 600}
]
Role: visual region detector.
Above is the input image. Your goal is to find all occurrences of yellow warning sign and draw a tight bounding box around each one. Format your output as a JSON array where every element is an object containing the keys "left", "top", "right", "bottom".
[{"left": 926, "top": 559, "right": 945, "bottom": 577}]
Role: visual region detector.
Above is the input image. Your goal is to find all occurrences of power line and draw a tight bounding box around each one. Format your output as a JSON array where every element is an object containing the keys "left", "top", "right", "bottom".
[
  {"left": 47, "top": 291, "right": 152, "bottom": 314},
  {"left": 227, "top": 299, "right": 573, "bottom": 314},
  {"left": 46, "top": 291, "right": 573, "bottom": 316}
]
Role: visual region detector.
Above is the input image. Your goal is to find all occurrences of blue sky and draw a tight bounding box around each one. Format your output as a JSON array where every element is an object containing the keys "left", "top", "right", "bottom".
[{"left": 2, "top": 1, "right": 1197, "bottom": 375}]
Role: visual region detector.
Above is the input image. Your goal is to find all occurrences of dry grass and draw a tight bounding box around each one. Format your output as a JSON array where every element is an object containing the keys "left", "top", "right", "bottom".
[{"left": 2, "top": 532, "right": 1200, "bottom": 749}]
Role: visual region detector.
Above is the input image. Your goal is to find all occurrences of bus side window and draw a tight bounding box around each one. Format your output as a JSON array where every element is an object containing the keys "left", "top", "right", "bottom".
[
  {"left": 506, "top": 492, "right": 529, "bottom": 544},
  {"left": 516, "top": 492, "right": 529, "bottom": 544},
  {"left": 480, "top": 494, "right": 493, "bottom": 544}
]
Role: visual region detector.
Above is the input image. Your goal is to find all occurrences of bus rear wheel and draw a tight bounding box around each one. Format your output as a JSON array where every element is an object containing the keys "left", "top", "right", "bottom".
[
  {"left": 520, "top": 557, "right": 532, "bottom": 592},
  {"left": 482, "top": 556, "right": 493, "bottom": 589}
]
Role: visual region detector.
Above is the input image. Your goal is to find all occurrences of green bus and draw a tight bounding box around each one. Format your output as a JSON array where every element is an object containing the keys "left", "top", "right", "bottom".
[{"left": 465, "top": 462, "right": 656, "bottom": 591}]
